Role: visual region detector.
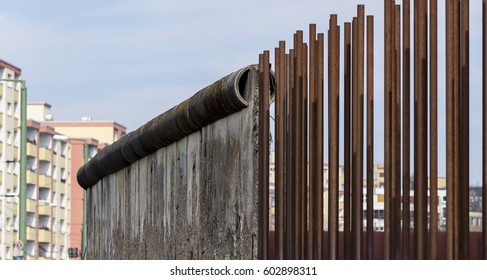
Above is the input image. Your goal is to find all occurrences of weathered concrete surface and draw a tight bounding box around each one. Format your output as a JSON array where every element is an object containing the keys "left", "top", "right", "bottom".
[{"left": 85, "top": 66, "right": 262, "bottom": 259}]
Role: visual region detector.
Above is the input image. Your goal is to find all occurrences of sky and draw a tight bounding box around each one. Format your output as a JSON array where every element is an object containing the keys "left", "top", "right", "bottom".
[{"left": 0, "top": 0, "right": 484, "bottom": 184}]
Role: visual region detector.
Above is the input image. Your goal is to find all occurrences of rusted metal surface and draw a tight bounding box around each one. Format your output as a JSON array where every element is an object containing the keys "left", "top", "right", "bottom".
[
  {"left": 307, "top": 24, "right": 316, "bottom": 261},
  {"left": 328, "top": 14, "right": 340, "bottom": 260},
  {"left": 383, "top": 0, "right": 392, "bottom": 260},
  {"left": 484, "top": 0, "right": 487, "bottom": 261},
  {"left": 258, "top": 51, "right": 270, "bottom": 260},
  {"left": 402, "top": 0, "right": 411, "bottom": 261},
  {"left": 391, "top": 3, "right": 401, "bottom": 260},
  {"left": 414, "top": 0, "right": 428, "bottom": 260},
  {"left": 460, "top": 0, "right": 470, "bottom": 260},
  {"left": 446, "top": 0, "right": 455, "bottom": 260},
  {"left": 343, "top": 22, "right": 352, "bottom": 260},
  {"left": 351, "top": 16, "right": 360, "bottom": 260},
  {"left": 255, "top": 0, "right": 482, "bottom": 260},
  {"left": 366, "top": 15, "right": 374, "bottom": 261},
  {"left": 429, "top": 0, "right": 438, "bottom": 260},
  {"left": 275, "top": 41, "right": 286, "bottom": 260},
  {"left": 317, "top": 33, "right": 325, "bottom": 259}
]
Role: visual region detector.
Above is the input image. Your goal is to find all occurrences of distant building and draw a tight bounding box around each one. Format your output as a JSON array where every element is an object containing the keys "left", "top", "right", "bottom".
[
  {"left": 0, "top": 60, "right": 22, "bottom": 260},
  {"left": 24, "top": 120, "right": 71, "bottom": 259},
  {"left": 27, "top": 102, "right": 126, "bottom": 259}
]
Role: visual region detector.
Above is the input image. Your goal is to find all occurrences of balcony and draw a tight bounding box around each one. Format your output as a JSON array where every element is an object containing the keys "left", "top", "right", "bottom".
[
  {"left": 26, "top": 199, "right": 36, "bottom": 213},
  {"left": 38, "top": 174, "right": 51, "bottom": 188},
  {"left": 39, "top": 147, "right": 51, "bottom": 161},
  {"left": 27, "top": 171, "right": 36, "bottom": 185},
  {"left": 26, "top": 227, "right": 36, "bottom": 242},
  {"left": 38, "top": 229, "right": 51, "bottom": 243},
  {"left": 38, "top": 204, "right": 52, "bottom": 216},
  {"left": 27, "top": 142, "right": 37, "bottom": 157}
]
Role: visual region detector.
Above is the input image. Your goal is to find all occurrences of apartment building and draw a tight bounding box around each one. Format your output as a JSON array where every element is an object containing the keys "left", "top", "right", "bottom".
[
  {"left": 25, "top": 120, "right": 71, "bottom": 260},
  {"left": 27, "top": 102, "right": 125, "bottom": 259},
  {"left": 0, "top": 60, "right": 22, "bottom": 260}
]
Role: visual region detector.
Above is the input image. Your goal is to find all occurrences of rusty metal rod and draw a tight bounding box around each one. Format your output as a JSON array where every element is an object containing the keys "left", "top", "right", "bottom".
[
  {"left": 453, "top": 0, "right": 461, "bottom": 260},
  {"left": 317, "top": 32, "right": 325, "bottom": 260},
  {"left": 484, "top": 0, "right": 487, "bottom": 261},
  {"left": 301, "top": 41, "right": 308, "bottom": 260},
  {"left": 402, "top": 0, "right": 411, "bottom": 261},
  {"left": 391, "top": 3, "right": 402, "bottom": 260},
  {"left": 366, "top": 14, "right": 374, "bottom": 261},
  {"left": 293, "top": 31, "right": 304, "bottom": 259},
  {"left": 414, "top": 0, "right": 428, "bottom": 260},
  {"left": 357, "top": 5, "right": 365, "bottom": 260},
  {"left": 275, "top": 41, "right": 286, "bottom": 260},
  {"left": 429, "top": 0, "right": 438, "bottom": 260},
  {"left": 351, "top": 16, "right": 359, "bottom": 260},
  {"left": 328, "top": 14, "right": 340, "bottom": 260},
  {"left": 287, "top": 48, "right": 296, "bottom": 260},
  {"left": 344, "top": 22, "right": 352, "bottom": 261},
  {"left": 258, "top": 51, "right": 270, "bottom": 260},
  {"left": 460, "top": 0, "right": 470, "bottom": 260},
  {"left": 308, "top": 24, "right": 317, "bottom": 260},
  {"left": 445, "top": 0, "right": 455, "bottom": 260},
  {"left": 384, "top": 0, "right": 392, "bottom": 260}
]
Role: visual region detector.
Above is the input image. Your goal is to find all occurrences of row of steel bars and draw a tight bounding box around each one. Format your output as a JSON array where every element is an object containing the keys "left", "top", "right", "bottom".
[
  {"left": 259, "top": 0, "right": 487, "bottom": 259},
  {"left": 269, "top": 5, "right": 374, "bottom": 260},
  {"left": 261, "top": 0, "right": 486, "bottom": 260}
]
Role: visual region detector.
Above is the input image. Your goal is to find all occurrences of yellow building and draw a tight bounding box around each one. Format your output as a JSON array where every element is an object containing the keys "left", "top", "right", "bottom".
[
  {"left": 24, "top": 120, "right": 72, "bottom": 260},
  {"left": 0, "top": 60, "right": 22, "bottom": 260}
]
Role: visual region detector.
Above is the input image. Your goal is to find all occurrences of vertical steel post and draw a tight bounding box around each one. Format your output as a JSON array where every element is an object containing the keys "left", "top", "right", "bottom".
[
  {"left": 460, "top": 0, "right": 470, "bottom": 260},
  {"left": 344, "top": 22, "right": 352, "bottom": 260},
  {"left": 429, "top": 0, "right": 438, "bottom": 260},
  {"left": 301, "top": 41, "right": 308, "bottom": 260},
  {"left": 308, "top": 24, "right": 316, "bottom": 261},
  {"left": 366, "top": 15, "right": 374, "bottom": 261},
  {"left": 414, "top": 0, "right": 428, "bottom": 260},
  {"left": 453, "top": 0, "right": 461, "bottom": 260},
  {"left": 287, "top": 48, "right": 296, "bottom": 260},
  {"left": 351, "top": 16, "right": 359, "bottom": 260},
  {"left": 275, "top": 41, "right": 286, "bottom": 260},
  {"left": 357, "top": 5, "right": 365, "bottom": 260},
  {"left": 258, "top": 51, "right": 270, "bottom": 260},
  {"left": 293, "top": 31, "right": 304, "bottom": 259},
  {"left": 384, "top": 0, "right": 392, "bottom": 260},
  {"left": 392, "top": 3, "right": 402, "bottom": 260},
  {"left": 328, "top": 14, "right": 340, "bottom": 260},
  {"left": 483, "top": 0, "right": 487, "bottom": 261},
  {"left": 403, "top": 0, "right": 411, "bottom": 260},
  {"left": 317, "top": 33, "right": 325, "bottom": 260},
  {"left": 446, "top": 0, "right": 455, "bottom": 260}
]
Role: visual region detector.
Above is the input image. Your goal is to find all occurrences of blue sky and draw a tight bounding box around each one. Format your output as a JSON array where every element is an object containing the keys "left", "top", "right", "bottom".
[{"left": 0, "top": 0, "right": 484, "bottom": 184}]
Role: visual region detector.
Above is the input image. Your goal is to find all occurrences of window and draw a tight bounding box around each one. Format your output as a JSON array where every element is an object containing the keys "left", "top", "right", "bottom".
[
  {"left": 6, "top": 131, "right": 12, "bottom": 145},
  {"left": 7, "top": 102, "right": 12, "bottom": 116}
]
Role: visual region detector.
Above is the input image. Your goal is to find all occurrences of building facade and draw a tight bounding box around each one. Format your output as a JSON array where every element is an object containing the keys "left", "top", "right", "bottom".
[
  {"left": 27, "top": 102, "right": 126, "bottom": 259},
  {"left": 25, "top": 120, "right": 72, "bottom": 260},
  {"left": 0, "top": 60, "right": 22, "bottom": 260}
]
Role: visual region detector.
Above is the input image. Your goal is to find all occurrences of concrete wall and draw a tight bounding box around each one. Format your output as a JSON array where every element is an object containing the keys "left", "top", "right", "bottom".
[{"left": 84, "top": 66, "right": 262, "bottom": 259}]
